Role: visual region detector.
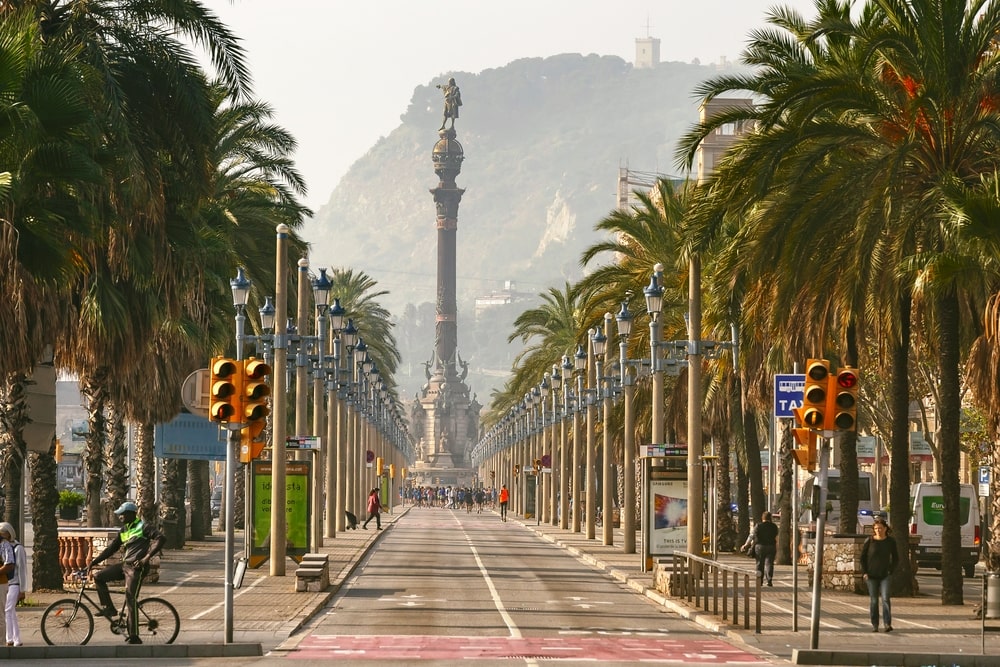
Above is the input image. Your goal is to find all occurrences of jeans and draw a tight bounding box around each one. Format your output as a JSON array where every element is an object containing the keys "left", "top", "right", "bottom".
[
  {"left": 754, "top": 544, "right": 776, "bottom": 583},
  {"left": 866, "top": 576, "right": 892, "bottom": 628}
]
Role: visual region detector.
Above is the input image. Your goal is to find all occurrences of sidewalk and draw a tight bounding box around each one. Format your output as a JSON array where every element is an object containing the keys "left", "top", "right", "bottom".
[
  {"left": 520, "top": 518, "right": 1000, "bottom": 667},
  {"left": 3, "top": 507, "right": 998, "bottom": 665}
]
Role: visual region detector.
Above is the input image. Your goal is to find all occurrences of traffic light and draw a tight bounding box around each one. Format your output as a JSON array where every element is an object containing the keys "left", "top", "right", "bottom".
[
  {"left": 54, "top": 438, "right": 63, "bottom": 463},
  {"left": 209, "top": 357, "right": 240, "bottom": 422},
  {"left": 239, "top": 420, "right": 266, "bottom": 463},
  {"left": 242, "top": 357, "right": 271, "bottom": 423},
  {"left": 489, "top": 470, "right": 495, "bottom": 481},
  {"left": 791, "top": 427, "right": 817, "bottom": 470},
  {"left": 389, "top": 464, "right": 396, "bottom": 479},
  {"left": 376, "top": 456, "right": 384, "bottom": 476},
  {"left": 533, "top": 458, "right": 541, "bottom": 473},
  {"left": 514, "top": 464, "right": 521, "bottom": 476},
  {"left": 801, "top": 359, "right": 830, "bottom": 429},
  {"left": 831, "top": 367, "right": 860, "bottom": 431}
]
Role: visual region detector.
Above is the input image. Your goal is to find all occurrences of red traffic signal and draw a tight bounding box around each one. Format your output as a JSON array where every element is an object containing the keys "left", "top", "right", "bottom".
[{"left": 832, "top": 367, "right": 859, "bottom": 431}]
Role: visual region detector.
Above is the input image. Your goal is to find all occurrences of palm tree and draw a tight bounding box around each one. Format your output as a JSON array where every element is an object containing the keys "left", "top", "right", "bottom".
[{"left": 676, "top": 0, "right": 1000, "bottom": 604}]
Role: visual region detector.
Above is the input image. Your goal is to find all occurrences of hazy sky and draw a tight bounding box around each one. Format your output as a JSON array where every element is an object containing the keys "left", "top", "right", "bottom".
[{"left": 204, "top": 0, "right": 821, "bottom": 212}]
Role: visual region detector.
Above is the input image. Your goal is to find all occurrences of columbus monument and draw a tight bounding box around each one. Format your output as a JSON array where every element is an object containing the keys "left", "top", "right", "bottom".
[{"left": 410, "top": 78, "right": 481, "bottom": 486}]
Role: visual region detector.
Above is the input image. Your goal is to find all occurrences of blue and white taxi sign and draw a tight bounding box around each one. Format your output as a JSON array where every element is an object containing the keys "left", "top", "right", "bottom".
[{"left": 774, "top": 373, "right": 805, "bottom": 419}]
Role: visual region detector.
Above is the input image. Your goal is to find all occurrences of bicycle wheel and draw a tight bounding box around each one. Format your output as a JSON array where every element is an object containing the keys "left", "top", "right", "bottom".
[
  {"left": 136, "top": 597, "right": 179, "bottom": 644},
  {"left": 41, "top": 598, "right": 95, "bottom": 645}
]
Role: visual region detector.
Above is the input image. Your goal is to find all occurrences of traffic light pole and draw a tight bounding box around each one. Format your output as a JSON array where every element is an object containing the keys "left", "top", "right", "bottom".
[
  {"left": 222, "top": 423, "right": 242, "bottom": 644},
  {"left": 809, "top": 432, "right": 833, "bottom": 649}
]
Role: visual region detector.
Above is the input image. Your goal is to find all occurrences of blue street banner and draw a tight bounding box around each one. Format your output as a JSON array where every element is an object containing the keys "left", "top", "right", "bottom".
[{"left": 774, "top": 373, "right": 805, "bottom": 419}]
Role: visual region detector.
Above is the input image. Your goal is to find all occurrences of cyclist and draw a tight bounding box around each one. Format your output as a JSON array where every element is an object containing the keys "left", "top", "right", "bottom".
[{"left": 88, "top": 501, "right": 165, "bottom": 645}]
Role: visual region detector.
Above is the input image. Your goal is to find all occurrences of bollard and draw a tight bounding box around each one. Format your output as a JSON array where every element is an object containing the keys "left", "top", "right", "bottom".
[{"left": 987, "top": 572, "right": 1000, "bottom": 620}]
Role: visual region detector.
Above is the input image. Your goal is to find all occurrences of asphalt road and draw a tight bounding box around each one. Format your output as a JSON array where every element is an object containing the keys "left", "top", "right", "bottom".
[{"left": 264, "top": 506, "right": 777, "bottom": 666}]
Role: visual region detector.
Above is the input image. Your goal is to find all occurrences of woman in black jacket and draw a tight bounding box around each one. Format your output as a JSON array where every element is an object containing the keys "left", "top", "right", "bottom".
[{"left": 860, "top": 516, "right": 899, "bottom": 632}]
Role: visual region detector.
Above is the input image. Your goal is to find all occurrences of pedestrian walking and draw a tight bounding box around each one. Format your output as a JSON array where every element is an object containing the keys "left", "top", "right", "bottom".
[
  {"left": 0, "top": 522, "right": 25, "bottom": 646},
  {"left": 89, "top": 501, "right": 166, "bottom": 645},
  {"left": 498, "top": 485, "right": 510, "bottom": 522},
  {"left": 362, "top": 488, "right": 382, "bottom": 530},
  {"left": 749, "top": 511, "right": 778, "bottom": 586},
  {"left": 861, "top": 516, "right": 899, "bottom": 632}
]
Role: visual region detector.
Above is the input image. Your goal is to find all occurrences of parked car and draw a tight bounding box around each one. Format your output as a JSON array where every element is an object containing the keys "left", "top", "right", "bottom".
[{"left": 211, "top": 489, "right": 222, "bottom": 518}]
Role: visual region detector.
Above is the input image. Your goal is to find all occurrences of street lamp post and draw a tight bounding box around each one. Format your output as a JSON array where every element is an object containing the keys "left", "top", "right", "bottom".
[
  {"left": 324, "top": 298, "right": 345, "bottom": 538},
  {"left": 599, "top": 312, "right": 615, "bottom": 546},
  {"left": 588, "top": 325, "right": 606, "bottom": 540},
  {"left": 616, "top": 301, "right": 636, "bottom": 554},
  {"left": 572, "top": 345, "right": 585, "bottom": 533},
  {"left": 687, "top": 254, "right": 704, "bottom": 558},
  {"left": 309, "top": 267, "right": 331, "bottom": 549},
  {"left": 643, "top": 267, "right": 665, "bottom": 570},
  {"left": 549, "top": 366, "right": 561, "bottom": 527},
  {"left": 266, "top": 225, "right": 291, "bottom": 576}
]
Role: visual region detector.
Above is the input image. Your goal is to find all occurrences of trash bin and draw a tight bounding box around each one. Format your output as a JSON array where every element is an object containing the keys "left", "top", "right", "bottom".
[{"left": 987, "top": 572, "right": 1000, "bottom": 620}]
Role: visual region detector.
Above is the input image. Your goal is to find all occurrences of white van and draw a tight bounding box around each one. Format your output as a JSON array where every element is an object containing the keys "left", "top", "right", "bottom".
[
  {"left": 909, "top": 482, "right": 980, "bottom": 578},
  {"left": 800, "top": 470, "right": 876, "bottom": 531}
]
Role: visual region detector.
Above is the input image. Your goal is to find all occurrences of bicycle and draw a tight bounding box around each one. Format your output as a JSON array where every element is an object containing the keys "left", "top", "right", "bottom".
[{"left": 40, "top": 569, "right": 179, "bottom": 645}]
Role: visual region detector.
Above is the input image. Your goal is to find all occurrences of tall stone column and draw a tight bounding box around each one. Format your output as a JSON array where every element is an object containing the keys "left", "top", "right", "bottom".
[{"left": 410, "top": 80, "right": 481, "bottom": 487}]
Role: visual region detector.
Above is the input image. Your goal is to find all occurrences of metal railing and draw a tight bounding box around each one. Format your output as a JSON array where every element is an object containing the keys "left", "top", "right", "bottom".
[{"left": 669, "top": 551, "right": 762, "bottom": 633}]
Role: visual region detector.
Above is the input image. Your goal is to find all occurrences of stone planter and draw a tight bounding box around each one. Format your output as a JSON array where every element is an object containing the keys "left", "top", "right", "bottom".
[{"left": 59, "top": 505, "right": 81, "bottom": 521}]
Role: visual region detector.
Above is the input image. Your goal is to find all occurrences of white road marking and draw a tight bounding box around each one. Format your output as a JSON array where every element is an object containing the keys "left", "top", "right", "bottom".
[
  {"left": 189, "top": 573, "right": 267, "bottom": 620},
  {"left": 459, "top": 520, "right": 522, "bottom": 639}
]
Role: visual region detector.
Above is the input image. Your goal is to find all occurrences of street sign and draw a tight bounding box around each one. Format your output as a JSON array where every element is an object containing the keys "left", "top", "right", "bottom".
[
  {"left": 774, "top": 373, "right": 805, "bottom": 418},
  {"left": 640, "top": 444, "right": 688, "bottom": 458},
  {"left": 980, "top": 466, "right": 990, "bottom": 497},
  {"left": 180, "top": 368, "right": 210, "bottom": 418},
  {"left": 155, "top": 413, "right": 225, "bottom": 460},
  {"left": 366, "top": 449, "right": 375, "bottom": 463},
  {"left": 541, "top": 453, "right": 551, "bottom": 468},
  {"left": 286, "top": 436, "right": 320, "bottom": 450}
]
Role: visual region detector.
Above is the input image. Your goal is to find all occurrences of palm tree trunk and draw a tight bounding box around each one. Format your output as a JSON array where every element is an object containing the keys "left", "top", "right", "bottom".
[
  {"left": 80, "top": 371, "right": 108, "bottom": 527},
  {"left": 160, "top": 457, "right": 187, "bottom": 549},
  {"left": 889, "top": 292, "right": 916, "bottom": 596},
  {"left": 716, "top": 434, "right": 737, "bottom": 551},
  {"left": 106, "top": 403, "right": 127, "bottom": 518},
  {"left": 135, "top": 423, "right": 157, "bottom": 526},
  {"left": 29, "top": 442, "right": 65, "bottom": 591},
  {"left": 838, "top": 320, "right": 860, "bottom": 534},
  {"left": 777, "top": 424, "right": 795, "bottom": 565},
  {"left": 189, "top": 460, "right": 208, "bottom": 540},
  {"left": 938, "top": 290, "right": 964, "bottom": 605},
  {"left": 1, "top": 375, "right": 28, "bottom": 528}
]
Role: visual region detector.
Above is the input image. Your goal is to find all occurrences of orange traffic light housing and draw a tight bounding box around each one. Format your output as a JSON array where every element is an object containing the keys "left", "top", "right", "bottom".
[
  {"left": 209, "top": 357, "right": 240, "bottom": 423},
  {"left": 242, "top": 357, "right": 271, "bottom": 423},
  {"left": 791, "top": 427, "right": 817, "bottom": 470},
  {"left": 831, "top": 367, "right": 860, "bottom": 431},
  {"left": 239, "top": 420, "right": 266, "bottom": 463},
  {"left": 802, "top": 359, "right": 830, "bottom": 429}
]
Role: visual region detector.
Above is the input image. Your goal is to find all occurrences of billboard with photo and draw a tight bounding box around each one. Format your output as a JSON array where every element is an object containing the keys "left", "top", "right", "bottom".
[{"left": 648, "top": 472, "right": 688, "bottom": 557}]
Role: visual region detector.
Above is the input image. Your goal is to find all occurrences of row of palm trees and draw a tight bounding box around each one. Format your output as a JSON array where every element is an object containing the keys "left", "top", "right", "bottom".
[
  {"left": 0, "top": 2, "right": 400, "bottom": 591},
  {"left": 488, "top": 0, "right": 1000, "bottom": 606}
]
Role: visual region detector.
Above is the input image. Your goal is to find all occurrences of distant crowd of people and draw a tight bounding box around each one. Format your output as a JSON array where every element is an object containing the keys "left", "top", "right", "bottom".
[{"left": 402, "top": 485, "right": 497, "bottom": 514}]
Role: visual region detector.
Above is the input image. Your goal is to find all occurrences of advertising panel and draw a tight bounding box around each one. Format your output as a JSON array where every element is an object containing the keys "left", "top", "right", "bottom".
[
  {"left": 250, "top": 460, "right": 311, "bottom": 567},
  {"left": 648, "top": 468, "right": 688, "bottom": 557}
]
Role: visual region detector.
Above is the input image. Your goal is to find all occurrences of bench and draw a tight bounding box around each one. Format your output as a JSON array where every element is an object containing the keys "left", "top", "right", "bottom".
[{"left": 294, "top": 553, "right": 330, "bottom": 592}]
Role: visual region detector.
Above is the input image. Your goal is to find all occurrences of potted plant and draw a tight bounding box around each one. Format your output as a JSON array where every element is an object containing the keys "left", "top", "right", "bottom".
[{"left": 58, "top": 489, "right": 85, "bottom": 520}]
